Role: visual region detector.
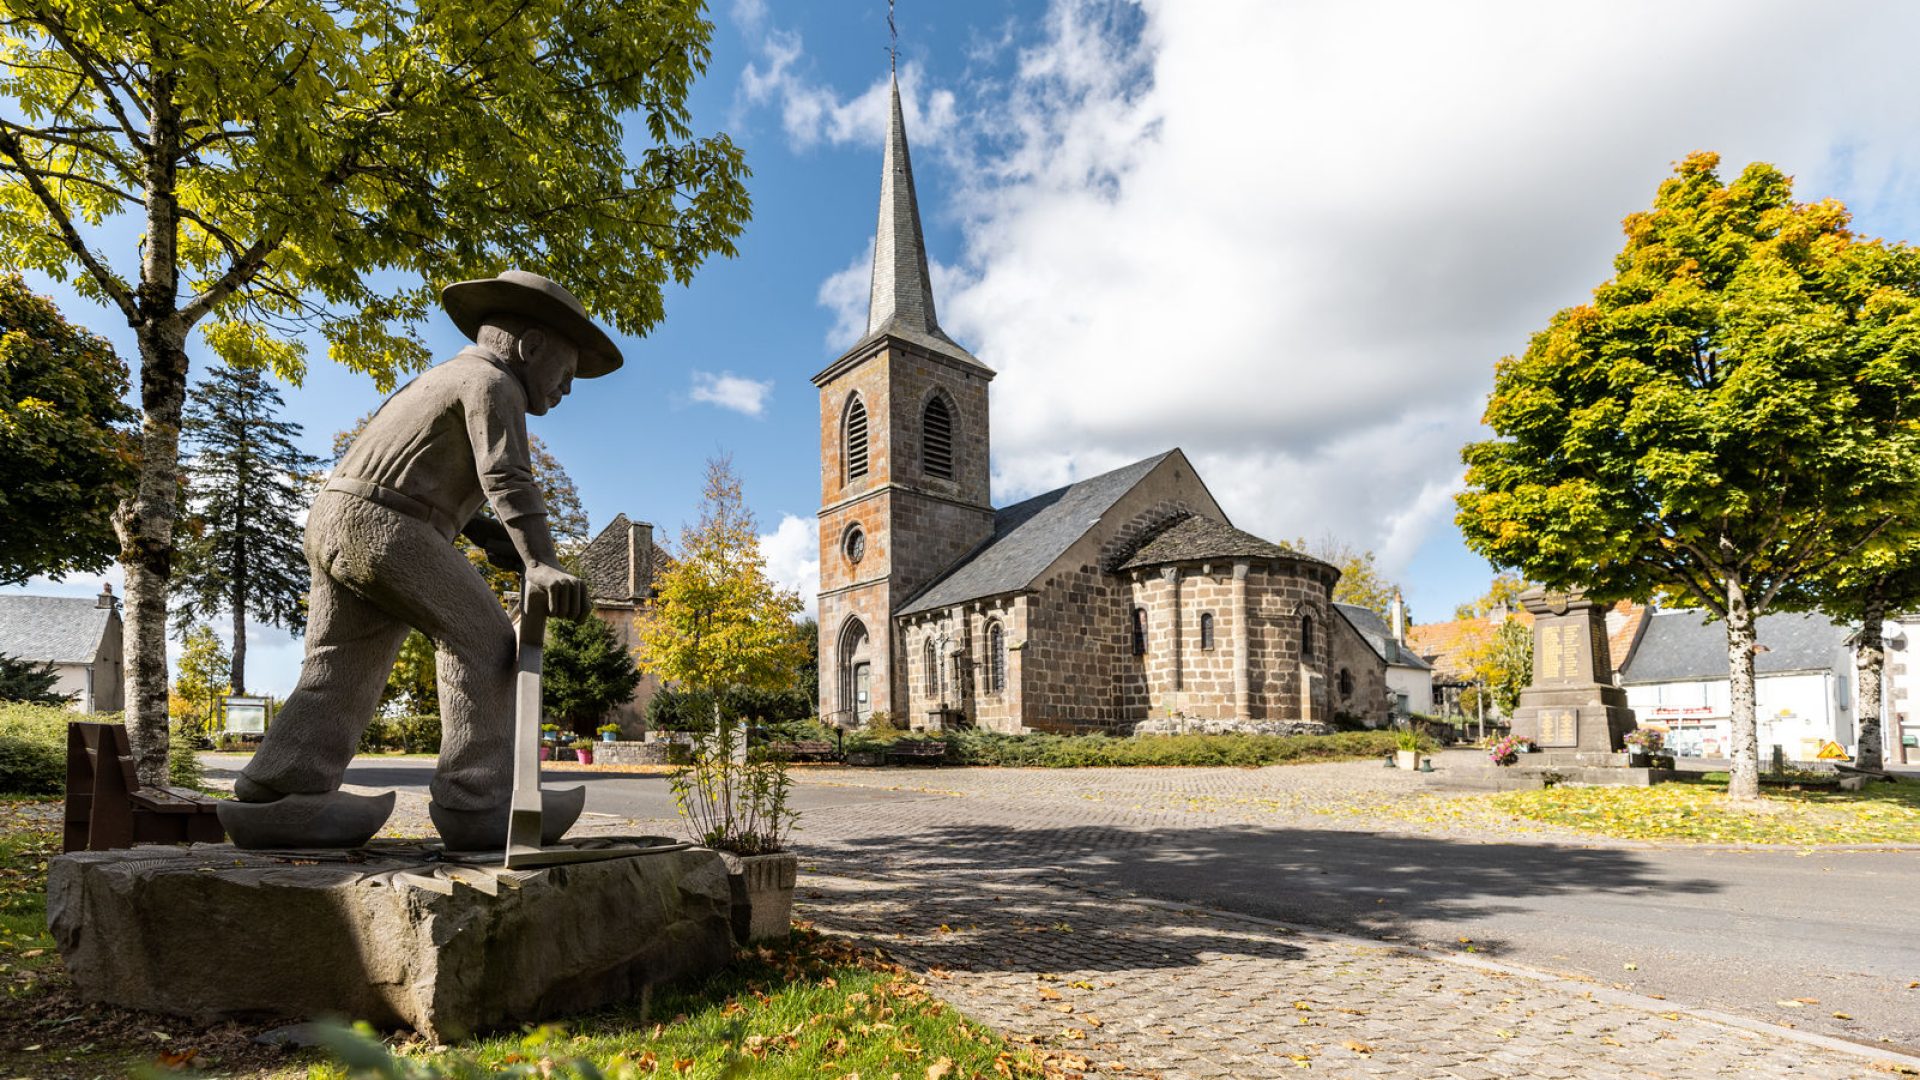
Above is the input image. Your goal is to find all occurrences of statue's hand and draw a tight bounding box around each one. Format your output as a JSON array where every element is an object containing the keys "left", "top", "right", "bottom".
[{"left": 526, "top": 562, "right": 588, "bottom": 621}]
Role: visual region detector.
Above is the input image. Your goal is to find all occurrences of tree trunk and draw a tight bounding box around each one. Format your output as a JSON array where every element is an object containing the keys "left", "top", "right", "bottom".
[
  {"left": 1724, "top": 576, "right": 1761, "bottom": 802},
  {"left": 230, "top": 581, "right": 248, "bottom": 697},
  {"left": 1854, "top": 580, "right": 1887, "bottom": 772},
  {"left": 119, "top": 319, "right": 190, "bottom": 787},
  {"left": 120, "top": 73, "right": 186, "bottom": 788}
]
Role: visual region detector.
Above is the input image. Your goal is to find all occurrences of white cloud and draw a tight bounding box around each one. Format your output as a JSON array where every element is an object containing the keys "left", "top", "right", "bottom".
[
  {"left": 689, "top": 370, "right": 774, "bottom": 417},
  {"left": 735, "top": 23, "right": 956, "bottom": 152},
  {"left": 849, "top": 0, "right": 1920, "bottom": 580},
  {"left": 759, "top": 514, "right": 820, "bottom": 617}
]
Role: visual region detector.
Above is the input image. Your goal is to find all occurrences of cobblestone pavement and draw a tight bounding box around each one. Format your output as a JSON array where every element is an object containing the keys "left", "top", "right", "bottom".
[{"left": 799, "top": 868, "right": 1909, "bottom": 1079}]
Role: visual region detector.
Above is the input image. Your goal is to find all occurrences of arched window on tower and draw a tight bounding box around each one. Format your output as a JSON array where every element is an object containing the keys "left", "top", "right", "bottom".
[
  {"left": 844, "top": 394, "right": 870, "bottom": 482},
  {"left": 988, "top": 622, "right": 1006, "bottom": 693},
  {"left": 922, "top": 395, "right": 954, "bottom": 479},
  {"left": 1301, "top": 613, "right": 1315, "bottom": 659}
]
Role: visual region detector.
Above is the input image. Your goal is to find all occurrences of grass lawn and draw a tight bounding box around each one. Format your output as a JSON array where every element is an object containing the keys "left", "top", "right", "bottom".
[
  {"left": 0, "top": 798, "right": 1061, "bottom": 1079},
  {"left": 1478, "top": 774, "right": 1920, "bottom": 845}
]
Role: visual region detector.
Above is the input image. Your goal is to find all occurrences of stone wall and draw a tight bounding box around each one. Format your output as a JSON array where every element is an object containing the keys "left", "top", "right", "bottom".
[{"left": 1328, "top": 607, "right": 1391, "bottom": 727}]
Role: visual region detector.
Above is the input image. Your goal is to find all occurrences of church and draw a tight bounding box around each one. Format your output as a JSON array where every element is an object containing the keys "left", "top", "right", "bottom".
[{"left": 814, "top": 78, "right": 1392, "bottom": 735}]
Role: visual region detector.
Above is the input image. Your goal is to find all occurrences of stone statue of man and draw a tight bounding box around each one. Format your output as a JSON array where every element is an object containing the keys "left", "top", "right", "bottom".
[{"left": 227, "top": 270, "right": 621, "bottom": 850}]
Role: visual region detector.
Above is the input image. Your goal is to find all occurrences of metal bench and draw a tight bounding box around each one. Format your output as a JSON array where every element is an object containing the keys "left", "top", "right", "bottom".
[{"left": 63, "top": 722, "right": 225, "bottom": 852}]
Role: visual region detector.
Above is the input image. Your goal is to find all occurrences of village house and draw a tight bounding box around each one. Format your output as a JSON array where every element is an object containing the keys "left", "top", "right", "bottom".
[
  {"left": 813, "top": 78, "right": 1389, "bottom": 735},
  {"left": 575, "top": 513, "right": 669, "bottom": 735},
  {"left": 0, "top": 585, "right": 124, "bottom": 713}
]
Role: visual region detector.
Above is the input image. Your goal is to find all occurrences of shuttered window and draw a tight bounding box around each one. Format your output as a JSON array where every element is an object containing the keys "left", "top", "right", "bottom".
[
  {"left": 844, "top": 395, "right": 870, "bottom": 481},
  {"left": 922, "top": 395, "right": 954, "bottom": 479}
]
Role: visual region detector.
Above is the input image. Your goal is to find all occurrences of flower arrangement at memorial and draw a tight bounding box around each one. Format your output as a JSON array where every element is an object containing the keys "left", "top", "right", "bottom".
[
  {"left": 1488, "top": 734, "right": 1531, "bottom": 766},
  {"left": 1624, "top": 728, "right": 1665, "bottom": 752}
]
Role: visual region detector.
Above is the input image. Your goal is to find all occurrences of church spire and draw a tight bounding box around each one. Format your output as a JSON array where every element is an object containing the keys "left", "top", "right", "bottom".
[{"left": 867, "top": 75, "right": 945, "bottom": 342}]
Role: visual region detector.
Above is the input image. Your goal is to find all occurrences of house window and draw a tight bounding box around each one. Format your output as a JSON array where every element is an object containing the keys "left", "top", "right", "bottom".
[
  {"left": 922, "top": 395, "right": 954, "bottom": 479},
  {"left": 1200, "top": 612, "right": 1215, "bottom": 651},
  {"left": 924, "top": 638, "right": 938, "bottom": 698},
  {"left": 844, "top": 394, "right": 870, "bottom": 482},
  {"left": 989, "top": 622, "right": 1006, "bottom": 693},
  {"left": 843, "top": 524, "right": 866, "bottom": 564},
  {"left": 1301, "top": 614, "right": 1315, "bottom": 659},
  {"left": 1132, "top": 608, "right": 1148, "bottom": 655}
]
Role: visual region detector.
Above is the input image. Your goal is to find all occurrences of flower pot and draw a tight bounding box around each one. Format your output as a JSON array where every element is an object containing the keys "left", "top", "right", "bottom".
[
  {"left": 538, "top": 746, "right": 551, "bottom": 761},
  {"left": 601, "top": 731, "right": 618, "bottom": 743},
  {"left": 576, "top": 748, "right": 594, "bottom": 765},
  {"left": 1627, "top": 748, "right": 1650, "bottom": 767},
  {"left": 1395, "top": 749, "right": 1422, "bottom": 771},
  {"left": 719, "top": 851, "right": 798, "bottom": 944}
]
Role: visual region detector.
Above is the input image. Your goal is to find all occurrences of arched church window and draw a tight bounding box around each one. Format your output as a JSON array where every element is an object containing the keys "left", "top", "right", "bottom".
[
  {"left": 1132, "top": 608, "right": 1148, "bottom": 656},
  {"left": 1338, "top": 668, "right": 1354, "bottom": 698},
  {"left": 922, "top": 395, "right": 954, "bottom": 479},
  {"left": 988, "top": 622, "right": 1006, "bottom": 693},
  {"left": 924, "top": 638, "right": 937, "bottom": 698},
  {"left": 844, "top": 394, "right": 870, "bottom": 482},
  {"left": 1200, "top": 612, "right": 1215, "bottom": 651},
  {"left": 1301, "top": 614, "right": 1315, "bottom": 659}
]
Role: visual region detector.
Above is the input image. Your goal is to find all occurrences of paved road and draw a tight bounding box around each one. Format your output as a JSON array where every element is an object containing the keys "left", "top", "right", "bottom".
[{"left": 201, "top": 754, "right": 1920, "bottom": 1056}]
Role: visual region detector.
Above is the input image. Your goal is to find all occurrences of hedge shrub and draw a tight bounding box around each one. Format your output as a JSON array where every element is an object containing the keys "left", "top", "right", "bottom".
[
  {"left": 939, "top": 729, "right": 1405, "bottom": 768},
  {"left": 357, "top": 714, "right": 442, "bottom": 754},
  {"left": 0, "top": 703, "right": 204, "bottom": 793}
]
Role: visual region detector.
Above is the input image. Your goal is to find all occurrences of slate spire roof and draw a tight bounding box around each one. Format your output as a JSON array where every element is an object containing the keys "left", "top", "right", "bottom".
[{"left": 854, "top": 76, "right": 988, "bottom": 372}]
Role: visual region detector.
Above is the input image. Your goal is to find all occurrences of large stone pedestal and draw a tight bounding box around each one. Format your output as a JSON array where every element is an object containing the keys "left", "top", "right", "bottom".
[
  {"left": 47, "top": 838, "right": 733, "bottom": 1042},
  {"left": 1509, "top": 589, "right": 1638, "bottom": 754}
]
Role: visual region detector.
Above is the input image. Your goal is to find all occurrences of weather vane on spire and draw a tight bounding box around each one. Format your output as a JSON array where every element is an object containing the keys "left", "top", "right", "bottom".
[{"left": 887, "top": 0, "right": 897, "bottom": 74}]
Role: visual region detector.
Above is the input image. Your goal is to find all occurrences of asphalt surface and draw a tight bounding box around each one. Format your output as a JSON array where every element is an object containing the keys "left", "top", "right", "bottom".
[{"left": 201, "top": 754, "right": 1920, "bottom": 1052}]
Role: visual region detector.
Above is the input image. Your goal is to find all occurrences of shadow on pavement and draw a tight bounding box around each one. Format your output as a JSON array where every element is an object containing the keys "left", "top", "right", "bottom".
[{"left": 801, "top": 822, "right": 1721, "bottom": 961}]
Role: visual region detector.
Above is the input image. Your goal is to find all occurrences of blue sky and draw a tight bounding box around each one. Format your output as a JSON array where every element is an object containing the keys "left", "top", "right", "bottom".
[{"left": 11, "top": 0, "right": 1920, "bottom": 697}]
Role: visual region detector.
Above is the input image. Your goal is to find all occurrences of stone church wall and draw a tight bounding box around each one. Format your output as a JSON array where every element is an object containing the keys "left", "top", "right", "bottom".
[
  {"left": 1328, "top": 608, "right": 1391, "bottom": 727},
  {"left": 1019, "top": 561, "right": 1141, "bottom": 732}
]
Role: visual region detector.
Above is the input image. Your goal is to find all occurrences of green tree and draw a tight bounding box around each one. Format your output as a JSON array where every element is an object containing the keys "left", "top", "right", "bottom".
[
  {"left": 1457, "top": 153, "right": 1920, "bottom": 800},
  {"left": 543, "top": 614, "right": 641, "bottom": 737},
  {"left": 1797, "top": 544, "right": 1920, "bottom": 771},
  {"left": 0, "top": 653, "right": 70, "bottom": 705},
  {"left": 1, "top": 0, "right": 751, "bottom": 785},
  {"left": 0, "top": 274, "right": 135, "bottom": 585},
  {"left": 634, "top": 457, "right": 805, "bottom": 697},
  {"left": 1297, "top": 535, "right": 1405, "bottom": 622},
  {"left": 1463, "top": 617, "right": 1533, "bottom": 718},
  {"left": 171, "top": 624, "right": 230, "bottom": 738},
  {"left": 173, "top": 363, "right": 322, "bottom": 694},
  {"left": 380, "top": 630, "right": 439, "bottom": 716}
]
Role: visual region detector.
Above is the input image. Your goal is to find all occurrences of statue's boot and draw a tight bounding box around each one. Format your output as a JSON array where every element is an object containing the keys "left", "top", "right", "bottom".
[
  {"left": 217, "top": 790, "right": 397, "bottom": 850},
  {"left": 429, "top": 786, "right": 586, "bottom": 852}
]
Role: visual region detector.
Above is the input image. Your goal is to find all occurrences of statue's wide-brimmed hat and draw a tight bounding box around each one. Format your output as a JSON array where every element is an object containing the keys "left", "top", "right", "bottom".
[{"left": 441, "top": 270, "right": 624, "bottom": 378}]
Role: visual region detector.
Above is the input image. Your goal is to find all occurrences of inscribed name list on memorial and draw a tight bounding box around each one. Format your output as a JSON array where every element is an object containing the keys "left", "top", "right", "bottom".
[
  {"left": 1537, "top": 710, "right": 1578, "bottom": 748},
  {"left": 1538, "top": 624, "right": 1584, "bottom": 682}
]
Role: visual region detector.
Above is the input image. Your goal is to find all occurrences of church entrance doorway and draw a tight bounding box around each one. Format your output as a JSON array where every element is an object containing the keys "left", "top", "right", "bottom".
[
  {"left": 839, "top": 617, "right": 873, "bottom": 726},
  {"left": 852, "top": 663, "right": 872, "bottom": 724}
]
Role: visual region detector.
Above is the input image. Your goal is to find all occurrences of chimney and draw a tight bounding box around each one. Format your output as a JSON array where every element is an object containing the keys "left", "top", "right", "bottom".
[
  {"left": 1390, "top": 589, "right": 1406, "bottom": 644},
  {"left": 628, "top": 520, "right": 655, "bottom": 601},
  {"left": 1489, "top": 599, "right": 1508, "bottom": 626},
  {"left": 97, "top": 582, "right": 116, "bottom": 610}
]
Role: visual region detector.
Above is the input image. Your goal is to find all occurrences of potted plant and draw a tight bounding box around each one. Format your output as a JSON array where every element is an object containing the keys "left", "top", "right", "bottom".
[
  {"left": 1487, "top": 734, "right": 1524, "bottom": 766},
  {"left": 1394, "top": 728, "right": 1424, "bottom": 770},
  {"left": 570, "top": 737, "right": 596, "bottom": 765},
  {"left": 672, "top": 720, "right": 799, "bottom": 944},
  {"left": 540, "top": 723, "right": 560, "bottom": 741},
  {"left": 1624, "top": 727, "right": 1664, "bottom": 766},
  {"left": 596, "top": 722, "right": 622, "bottom": 743}
]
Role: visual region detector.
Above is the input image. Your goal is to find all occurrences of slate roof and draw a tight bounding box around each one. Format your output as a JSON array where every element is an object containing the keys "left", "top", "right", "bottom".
[
  {"left": 898, "top": 452, "right": 1177, "bottom": 616},
  {"left": 579, "top": 514, "right": 668, "bottom": 604},
  {"left": 1407, "top": 616, "right": 1502, "bottom": 681},
  {"left": 1117, "top": 514, "right": 1317, "bottom": 571},
  {"left": 0, "top": 595, "right": 115, "bottom": 664},
  {"left": 1620, "top": 609, "right": 1850, "bottom": 684},
  {"left": 1334, "top": 603, "right": 1431, "bottom": 671}
]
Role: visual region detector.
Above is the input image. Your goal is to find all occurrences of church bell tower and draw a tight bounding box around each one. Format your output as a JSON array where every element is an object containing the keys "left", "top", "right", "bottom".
[{"left": 814, "top": 75, "right": 995, "bottom": 728}]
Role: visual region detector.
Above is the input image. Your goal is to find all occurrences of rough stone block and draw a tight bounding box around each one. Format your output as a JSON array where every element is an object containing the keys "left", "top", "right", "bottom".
[{"left": 48, "top": 840, "right": 733, "bottom": 1042}]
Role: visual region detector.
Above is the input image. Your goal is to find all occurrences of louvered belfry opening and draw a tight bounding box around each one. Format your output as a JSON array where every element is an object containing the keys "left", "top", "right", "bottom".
[
  {"left": 845, "top": 395, "right": 870, "bottom": 481},
  {"left": 922, "top": 395, "right": 954, "bottom": 479}
]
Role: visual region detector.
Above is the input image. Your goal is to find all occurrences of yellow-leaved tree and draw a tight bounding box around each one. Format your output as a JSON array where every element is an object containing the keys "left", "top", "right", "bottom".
[{"left": 633, "top": 457, "right": 804, "bottom": 854}]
